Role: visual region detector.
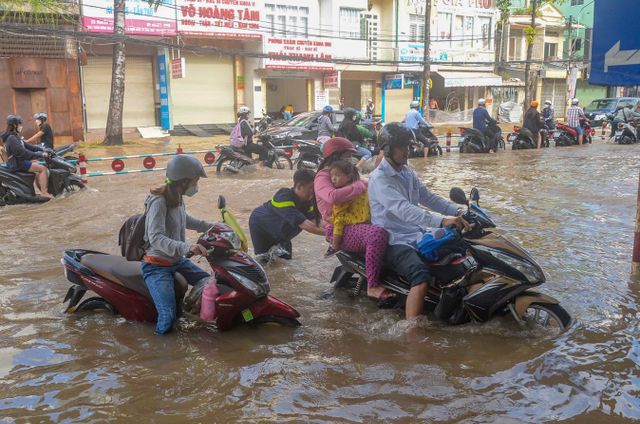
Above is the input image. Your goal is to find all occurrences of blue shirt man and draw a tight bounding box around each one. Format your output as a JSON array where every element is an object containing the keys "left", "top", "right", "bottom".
[
  {"left": 472, "top": 99, "right": 496, "bottom": 133},
  {"left": 405, "top": 102, "right": 430, "bottom": 130}
]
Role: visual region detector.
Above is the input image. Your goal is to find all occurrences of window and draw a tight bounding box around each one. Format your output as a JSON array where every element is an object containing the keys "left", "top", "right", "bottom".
[
  {"left": 478, "top": 17, "right": 491, "bottom": 50},
  {"left": 409, "top": 14, "right": 425, "bottom": 42},
  {"left": 544, "top": 42, "right": 558, "bottom": 59},
  {"left": 437, "top": 13, "right": 452, "bottom": 47},
  {"left": 265, "top": 4, "right": 309, "bottom": 37},
  {"left": 570, "top": 0, "right": 584, "bottom": 5},
  {"left": 339, "top": 7, "right": 364, "bottom": 39},
  {"left": 464, "top": 16, "right": 475, "bottom": 47},
  {"left": 362, "top": 13, "right": 379, "bottom": 60},
  {"left": 572, "top": 37, "right": 582, "bottom": 53},
  {"left": 454, "top": 15, "right": 464, "bottom": 48}
]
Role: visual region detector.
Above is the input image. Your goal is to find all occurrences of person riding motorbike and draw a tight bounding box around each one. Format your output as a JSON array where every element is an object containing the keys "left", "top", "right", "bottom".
[
  {"left": 317, "top": 105, "right": 334, "bottom": 145},
  {"left": 542, "top": 100, "right": 555, "bottom": 131},
  {"left": 368, "top": 123, "right": 470, "bottom": 325},
  {"left": 235, "top": 107, "right": 268, "bottom": 166},
  {"left": 3, "top": 115, "right": 53, "bottom": 198},
  {"left": 26, "top": 112, "right": 54, "bottom": 149},
  {"left": 566, "top": 98, "right": 586, "bottom": 145},
  {"left": 615, "top": 104, "right": 640, "bottom": 127},
  {"left": 141, "top": 155, "right": 216, "bottom": 335},
  {"left": 404, "top": 100, "right": 433, "bottom": 156},
  {"left": 524, "top": 101, "right": 544, "bottom": 149},
  {"left": 472, "top": 99, "right": 498, "bottom": 152},
  {"left": 337, "top": 108, "right": 372, "bottom": 170}
]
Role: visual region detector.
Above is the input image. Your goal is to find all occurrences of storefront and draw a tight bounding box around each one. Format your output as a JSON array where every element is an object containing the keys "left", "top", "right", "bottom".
[
  {"left": 261, "top": 71, "right": 313, "bottom": 116},
  {"left": 0, "top": 57, "right": 83, "bottom": 142}
]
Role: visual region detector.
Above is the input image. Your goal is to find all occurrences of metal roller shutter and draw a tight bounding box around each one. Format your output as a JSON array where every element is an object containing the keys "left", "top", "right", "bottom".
[
  {"left": 83, "top": 56, "right": 156, "bottom": 129},
  {"left": 541, "top": 79, "right": 567, "bottom": 119},
  {"left": 170, "top": 54, "right": 235, "bottom": 125}
]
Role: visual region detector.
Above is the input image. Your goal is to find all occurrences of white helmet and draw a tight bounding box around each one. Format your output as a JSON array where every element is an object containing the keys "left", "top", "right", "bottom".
[
  {"left": 544, "top": 100, "right": 552, "bottom": 105},
  {"left": 571, "top": 98, "right": 579, "bottom": 106},
  {"left": 410, "top": 100, "right": 420, "bottom": 109},
  {"left": 238, "top": 106, "right": 251, "bottom": 115},
  {"left": 478, "top": 98, "right": 486, "bottom": 106}
]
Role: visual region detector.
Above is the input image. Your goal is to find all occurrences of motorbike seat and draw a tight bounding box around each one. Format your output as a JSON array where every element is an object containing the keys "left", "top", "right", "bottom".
[
  {"left": 14, "top": 171, "right": 36, "bottom": 180},
  {"left": 80, "top": 254, "right": 188, "bottom": 301}
]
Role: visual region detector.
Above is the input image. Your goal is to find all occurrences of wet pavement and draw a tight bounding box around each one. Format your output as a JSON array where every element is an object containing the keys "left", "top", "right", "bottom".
[{"left": 0, "top": 141, "right": 639, "bottom": 422}]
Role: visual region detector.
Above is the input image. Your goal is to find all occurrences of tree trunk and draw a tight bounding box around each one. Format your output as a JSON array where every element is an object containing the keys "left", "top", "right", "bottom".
[
  {"left": 103, "top": 0, "right": 126, "bottom": 145},
  {"left": 524, "top": 0, "right": 537, "bottom": 111},
  {"left": 494, "top": 22, "right": 503, "bottom": 74}
]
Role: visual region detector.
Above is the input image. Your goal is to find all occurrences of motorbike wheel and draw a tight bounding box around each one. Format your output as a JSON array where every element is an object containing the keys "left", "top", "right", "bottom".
[
  {"left": 498, "top": 138, "right": 506, "bottom": 150},
  {"left": 75, "top": 297, "right": 117, "bottom": 314},
  {"left": 63, "top": 180, "right": 85, "bottom": 193},
  {"left": 216, "top": 156, "right": 243, "bottom": 173},
  {"left": 268, "top": 152, "right": 293, "bottom": 170},
  {"left": 522, "top": 302, "right": 571, "bottom": 331},
  {"left": 249, "top": 316, "right": 301, "bottom": 328},
  {"left": 427, "top": 145, "right": 443, "bottom": 157}
]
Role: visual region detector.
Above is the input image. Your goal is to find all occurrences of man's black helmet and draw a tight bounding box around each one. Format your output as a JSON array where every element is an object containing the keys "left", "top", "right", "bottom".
[
  {"left": 378, "top": 122, "right": 413, "bottom": 155},
  {"left": 344, "top": 107, "right": 357, "bottom": 120},
  {"left": 6, "top": 115, "right": 22, "bottom": 126}
]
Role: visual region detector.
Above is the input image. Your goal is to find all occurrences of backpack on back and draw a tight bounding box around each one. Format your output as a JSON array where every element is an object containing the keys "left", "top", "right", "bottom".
[
  {"left": 230, "top": 120, "right": 246, "bottom": 147},
  {"left": 118, "top": 213, "right": 148, "bottom": 261}
]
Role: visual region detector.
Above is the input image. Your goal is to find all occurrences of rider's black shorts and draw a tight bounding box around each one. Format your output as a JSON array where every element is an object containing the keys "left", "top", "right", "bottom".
[{"left": 384, "top": 244, "right": 430, "bottom": 287}]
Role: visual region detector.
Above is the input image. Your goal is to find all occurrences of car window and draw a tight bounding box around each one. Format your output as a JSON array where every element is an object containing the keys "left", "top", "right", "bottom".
[
  {"left": 283, "top": 113, "right": 313, "bottom": 127},
  {"left": 585, "top": 99, "right": 617, "bottom": 112}
]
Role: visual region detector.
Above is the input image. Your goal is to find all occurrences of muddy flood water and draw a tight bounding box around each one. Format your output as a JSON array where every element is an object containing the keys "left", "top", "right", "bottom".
[{"left": 1, "top": 142, "right": 639, "bottom": 423}]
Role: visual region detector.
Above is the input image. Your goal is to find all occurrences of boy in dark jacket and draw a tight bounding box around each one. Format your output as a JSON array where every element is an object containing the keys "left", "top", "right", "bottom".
[{"left": 249, "top": 169, "right": 325, "bottom": 262}]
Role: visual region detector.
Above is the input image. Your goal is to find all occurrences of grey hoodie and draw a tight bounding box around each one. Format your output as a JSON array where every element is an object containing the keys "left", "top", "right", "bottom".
[{"left": 143, "top": 194, "right": 213, "bottom": 263}]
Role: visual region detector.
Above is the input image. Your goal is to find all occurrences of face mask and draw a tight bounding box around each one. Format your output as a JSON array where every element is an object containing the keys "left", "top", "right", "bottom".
[
  {"left": 17, "top": 126, "right": 22, "bottom": 133},
  {"left": 184, "top": 184, "right": 198, "bottom": 197}
]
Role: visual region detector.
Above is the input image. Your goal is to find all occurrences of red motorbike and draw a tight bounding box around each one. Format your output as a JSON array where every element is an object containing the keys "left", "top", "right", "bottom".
[
  {"left": 554, "top": 119, "right": 594, "bottom": 147},
  {"left": 61, "top": 196, "right": 300, "bottom": 331}
]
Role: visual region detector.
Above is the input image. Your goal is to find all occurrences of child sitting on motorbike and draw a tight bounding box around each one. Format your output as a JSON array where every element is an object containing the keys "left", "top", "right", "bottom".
[
  {"left": 249, "top": 168, "right": 325, "bottom": 264},
  {"left": 325, "top": 159, "right": 391, "bottom": 301},
  {"left": 142, "top": 155, "right": 216, "bottom": 335}
]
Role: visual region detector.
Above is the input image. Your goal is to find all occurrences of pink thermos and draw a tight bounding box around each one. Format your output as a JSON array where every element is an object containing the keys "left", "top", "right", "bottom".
[{"left": 200, "top": 277, "right": 219, "bottom": 322}]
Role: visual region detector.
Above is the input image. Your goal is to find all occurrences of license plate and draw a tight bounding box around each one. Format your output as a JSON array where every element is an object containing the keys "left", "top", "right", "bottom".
[
  {"left": 553, "top": 131, "right": 561, "bottom": 138},
  {"left": 241, "top": 308, "right": 254, "bottom": 322}
]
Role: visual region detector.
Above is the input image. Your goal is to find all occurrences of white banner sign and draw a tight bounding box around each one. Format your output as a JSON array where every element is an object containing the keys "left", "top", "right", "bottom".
[
  {"left": 81, "top": 0, "right": 177, "bottom": 35},
  {"left": 176, "top": 0, "right": 263, "bottom": 38},
  {"left": 265, "top": 37, "right": 335, "bottom": 71}
]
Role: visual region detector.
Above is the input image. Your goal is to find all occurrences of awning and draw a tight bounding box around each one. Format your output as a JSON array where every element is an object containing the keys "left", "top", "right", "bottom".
[{"left": 435, "top": 71, "right": 503, "bottom": 88}]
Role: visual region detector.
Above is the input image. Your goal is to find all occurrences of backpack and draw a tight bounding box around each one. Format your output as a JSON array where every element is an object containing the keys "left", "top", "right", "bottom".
[
  {"left": 230, "top": 120, "right": 246, "bottom": 147},
  {"left": 118, "top": 205, "right": 149, "bottom": 261},
  {"left": 417, "top": 227, "right": 465, "bottom": 262}
]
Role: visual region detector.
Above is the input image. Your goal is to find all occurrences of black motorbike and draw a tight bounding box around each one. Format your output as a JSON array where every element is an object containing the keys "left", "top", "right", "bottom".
[
  {"left": 410, "top": 125, "right": 443, "bottom": 157},
  {"left": 330, "top": 187, "right": 571, "bottom": 332},
  {"left": 294, "top": 140, "right": 323, "bottom": 170},
  {"left": 459, "top": 122, "right": 505, "bottom": 153},
  {"left": 0, "top": 152, "right": 84, "bottom": 205},
  {"left": 511, "top": 127, "right": 537, "bottom": 150},
  {"left": 614, "top": 120, "right": 639, "bottom": 145},
  {"left": 216, "top": 140, "right": 293, "bottom": 173}
]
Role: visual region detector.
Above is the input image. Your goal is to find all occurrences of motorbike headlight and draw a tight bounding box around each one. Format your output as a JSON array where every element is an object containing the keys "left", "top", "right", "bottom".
[
  {"left": 228, "top": 271, "right": 269, "bottom": 297},
  {"left": 219, "top": 231, "right": 241, "bottom": 250},
  {"left": 475, "top": 246, "right": 544, "bottom": 283}
]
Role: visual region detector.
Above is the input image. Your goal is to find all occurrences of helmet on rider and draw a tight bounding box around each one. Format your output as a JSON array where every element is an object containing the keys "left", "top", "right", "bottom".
[
  {"left": 323, "top": 105, "right": 333, "bottom": 113},
  {"left": 410, "top": 100, "right": 420, "bottom": 109},
  {"left": 33, "top": 112, "right": 48, "bottom": 122},
  {"left": 166, "top": 154, "right": 207, "bottom": 182},
  {"left": 530, "top": 101, "right": 539, "bottom": 108},
  {"left": 238, "top": 106, "right": 251, "bottom": 116},
  {"left": 6, "top": 115, "right": 22, "bottom": 127},
  {"left": 544, "top": 100, "right": 552, "bottom": 106},
  {"left": 322, "top": 137, "right": 356, "bottom": 159},
  {"left": 344, "top": 107, "right": 357, "bottom": 120},
  {"left": 378, "top": 122, "right": 413, "bottom": 157},
  {"left": 478, "top": 98, "right": 486, "bottom": 106},
  {"left": 571, "top": 98, "right": 580, "bottom": 106}
]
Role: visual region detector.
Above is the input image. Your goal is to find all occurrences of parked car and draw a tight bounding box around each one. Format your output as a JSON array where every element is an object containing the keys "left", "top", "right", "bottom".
[{"left": 584, "top": 97, "right": 640, "bottom": 127}]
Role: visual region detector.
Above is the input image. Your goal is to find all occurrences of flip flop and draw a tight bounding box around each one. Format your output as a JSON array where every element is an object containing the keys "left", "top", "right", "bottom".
[{"left": 368, "top": 288, "right": 396, "bottom": 302}]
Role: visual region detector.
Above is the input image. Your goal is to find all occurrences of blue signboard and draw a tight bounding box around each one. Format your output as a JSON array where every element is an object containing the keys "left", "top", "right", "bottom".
[
  {"left": 590, "top": 0, "right": 640, "bottom": 86},
  {"left": 157, "top": 51, "right": 171, "bottom": 130}
]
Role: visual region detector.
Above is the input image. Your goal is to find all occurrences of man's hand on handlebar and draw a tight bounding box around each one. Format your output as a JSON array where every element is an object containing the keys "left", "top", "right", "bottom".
[
  {"left": 189, "top": 243, "right": 208, "bottom": 257},
  {"left": 441, "top": 215, "right": 471, "bottom": 232}
]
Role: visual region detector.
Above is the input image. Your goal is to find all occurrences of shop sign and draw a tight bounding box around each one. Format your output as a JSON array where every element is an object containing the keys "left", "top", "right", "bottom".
[
  {"left": 237, "top": 75, "right": 245, "bottom": 90},
  {"left": 81, "top": 0, "right": 177, "bottom": 36},
  {"left": 385, "top": 74, "right": 405, "bottom": 90},
  {"left": 314, "top": 89, "right": 329, "bottom": 111},
  {"left": 9, "top": 58, "right": 47, "bottom": 88},
  {"left": 398, "top": 42, "right": 449, "bottom": 63},
  {"left": 157, "top": 52, "right": 171, "bottom": 130},
  {"left": 440, "top": 0, "right": 493, "bottom": 10},
  {"left": 171, "top": 57, "right": 186, "bottom": 79},
  {"left": 323, "top": 72, "right": 340, "bottom": 89},
  {"left": 176, "top": 0, "right": 262, "bottom": 39},
  {"left": 265, "top": 37, "right": 335, "bottom": 71}
]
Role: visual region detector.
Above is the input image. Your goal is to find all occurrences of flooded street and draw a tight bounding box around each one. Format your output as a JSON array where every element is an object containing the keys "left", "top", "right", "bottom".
[{"left": 1, "top": 141, "right": 639, "bottom": 422}]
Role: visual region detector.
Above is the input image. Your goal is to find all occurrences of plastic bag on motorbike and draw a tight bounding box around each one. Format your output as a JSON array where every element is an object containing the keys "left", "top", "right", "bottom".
[{"left": 417, "top": 227, "right": 465, "bottom": 261}]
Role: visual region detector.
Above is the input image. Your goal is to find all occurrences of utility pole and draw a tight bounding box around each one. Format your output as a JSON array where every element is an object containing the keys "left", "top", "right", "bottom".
[
  {"left": 566, "top": 15, "right": 574, "bottom": 105},
  {"left": 421, "top": 0, "right": 431, "bottom": 112}
]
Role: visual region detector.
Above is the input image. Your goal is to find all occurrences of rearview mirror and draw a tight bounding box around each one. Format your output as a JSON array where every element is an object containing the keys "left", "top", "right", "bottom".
[
  {"left": 218, "top": 195, "right": 226, "bottom": 210},
  {"left": 449, "top": 187, "right": 468, "bottom": 205},
  {"left": 470, "top": 188, "right": 480, "bottom": 202}
]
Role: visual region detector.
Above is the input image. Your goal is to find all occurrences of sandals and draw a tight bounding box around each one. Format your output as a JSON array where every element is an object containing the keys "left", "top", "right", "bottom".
[{"left": 368, "top": 288, "right": 395, "bottom": 301}]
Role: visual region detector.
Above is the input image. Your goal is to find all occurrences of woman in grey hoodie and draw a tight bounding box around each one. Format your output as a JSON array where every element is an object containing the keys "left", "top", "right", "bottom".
[{"left": 142, "top": 155, "right": 214, "bottom": 334}]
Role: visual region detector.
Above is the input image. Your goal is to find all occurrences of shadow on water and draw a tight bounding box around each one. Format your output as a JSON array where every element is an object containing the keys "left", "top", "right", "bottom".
[{"left": 0, "top": 142, "right": 639, "bottom": 422}]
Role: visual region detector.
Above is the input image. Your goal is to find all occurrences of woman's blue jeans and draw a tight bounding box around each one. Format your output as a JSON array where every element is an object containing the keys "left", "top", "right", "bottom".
[
  {"left": 141, "top": 258, "right": 210, "bottom": 334},
  {"left": 356, "top": 146, "right": 372, "bottom": 160}
]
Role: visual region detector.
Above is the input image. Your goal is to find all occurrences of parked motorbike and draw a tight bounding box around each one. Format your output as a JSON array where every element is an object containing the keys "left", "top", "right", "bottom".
[
  {"left": 614, "top": 119, "right": 639, "bottom": 145},
  {"left": 61, "top": 196, "right": 301, "bottom": 332},
  {"left": 460, "top": 122, "right": 505, "bottom": 153},
  {"left": 508, "top": 126, "right": 549, "bottom": 149},
  {"left": 0, "top": 151, "right": 84, "bottom": 206},
  {"left": 554, "top": 119, "right": 594, "bottom": 147},
  {"left": 410, "top": 125, "right": 443, "bottom": 157},
  {"left": 330, "top": 187, "right": 571, "bottom": 332},
  {"left": 294, "top": 139, "right": 323, "bottom": 170},
  {"left": 216, "top": 140, "right": 293, "bottom": 173}
]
